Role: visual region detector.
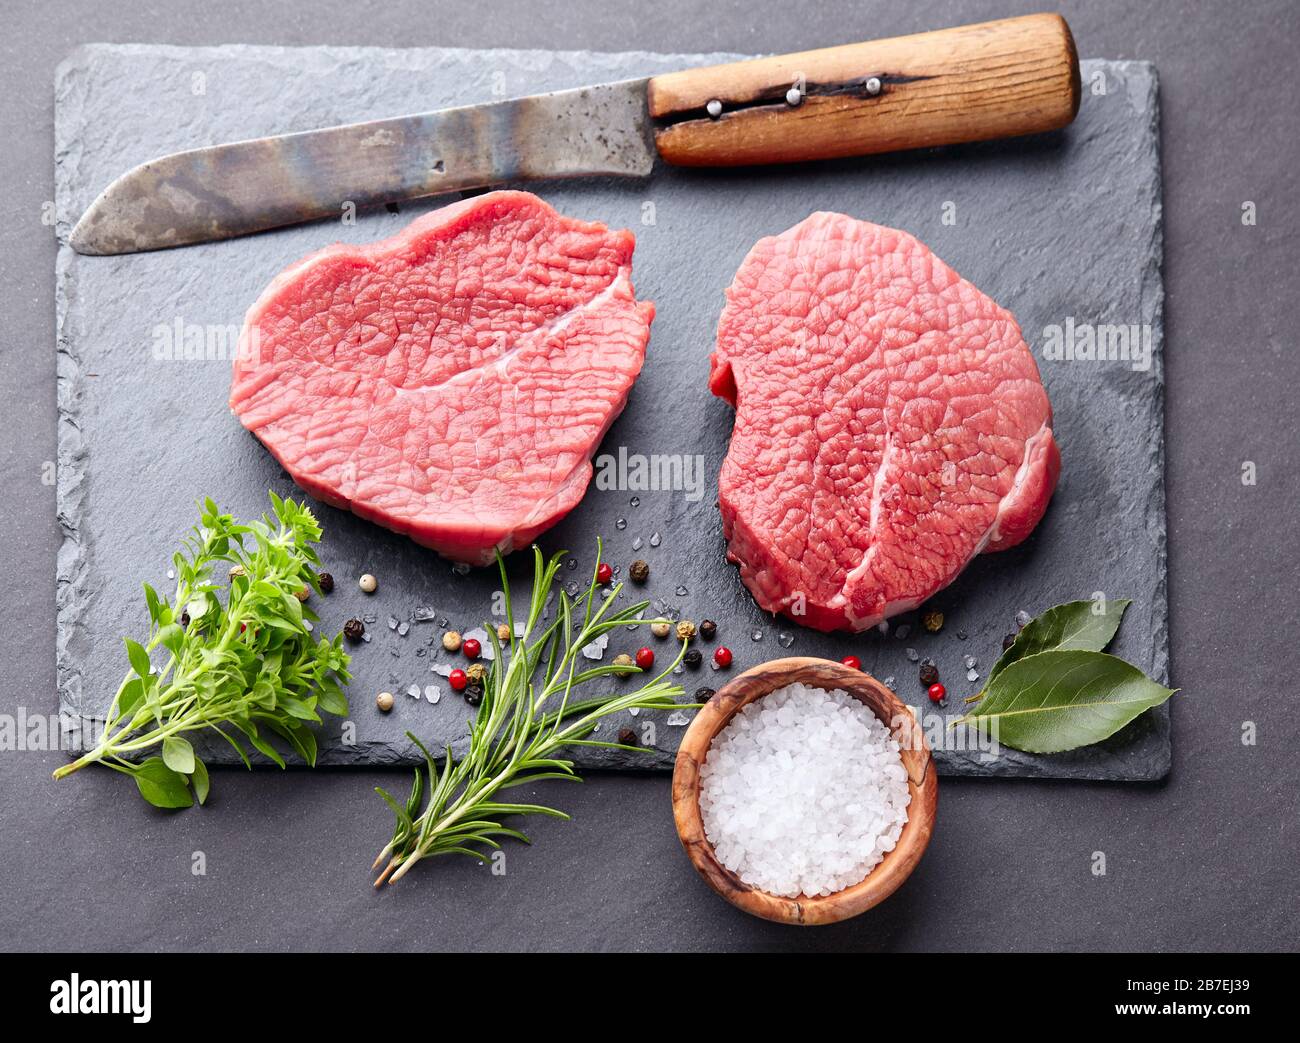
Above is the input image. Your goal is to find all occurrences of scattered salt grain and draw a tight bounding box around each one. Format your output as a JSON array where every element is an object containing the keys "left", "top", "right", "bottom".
[
  {"left": 424, "top": 685, "right": 441, "bottom": 704},
  {"left": 667, "top": 710, "right": 692, "bottom": 726},
  {"left": 1015, "top": 609, "right": 1032, "bottom": 628},
  {"left": 397, "top": 621, "right": 410, "bottom": 637},
  {"left": 649, "top": 532, "right": 662, "bottom": 547},
  {"left": 406, "top": 684, "right": 421, "bottom": 699},
  {"left": 387, "top": 616, "right": 399, "bottom": 631},
  {"left": 963, "top": 655, "right": 977, "bottom": 670},
  {"left": 777, "top": 631, "right": 795, "bottom": 648},
  {"left": 905, "top": 647, "right": 920, "bottom": 662},
  {"left": 698, "top": 683, "right": 910, "bottom": 899},
  {"left": 966, "top": 669, "right": 979, "bottom": 682},
  {"left": 581, "top": 633, "right": 609, "bottom": 660},
  {"left": 463, "top": 627, "right": 495, "bottom": 660}
]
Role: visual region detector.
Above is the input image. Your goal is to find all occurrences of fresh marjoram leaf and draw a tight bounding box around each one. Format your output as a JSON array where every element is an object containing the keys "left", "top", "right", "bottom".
[
  {"left": 372, "top": 543, "right": 685, "bottom": 885},
  {"left": 988, "top": 598, "right": 1131, "bottom": 685},
  {"left": 53, "top": 494, "right": 352, "bottom": 807},
  {"left": 957, "top": 650, "right": 1177, "bottom": 754}
]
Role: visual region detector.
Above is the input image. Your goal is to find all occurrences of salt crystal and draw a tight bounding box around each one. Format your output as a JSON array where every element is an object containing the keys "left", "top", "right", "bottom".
[
  {"left": 963, "top": 655, "right": 977, "bottom": 669},
  {"left": 777, "top": 631, "right": 795, "bottom": 648},
  {"left": 698, "top": 683, "right": 910, "bottom": 899},
  {"left": 581, "top": 633, "right": 609, "bottom": 660},
  {"left": 406, "top": 684, "right": 421, "bottom": 699},
  {"left": 397, "top": 621, "right": 410, "bottom": 637},
  {"left": 462, "top": 627, "right": 496, "bottom": 660},
  {"left": 676, "top": 585, "right": 689, "bottom": 597},
  {"left": 451, "top": 562, "right": 471, "bottom": 576},
  {"left": 667, "top": 710, "right": 692, "bottom": 726},
  {"left": 616, "top": 517, "right": 627, "bottom": 530},
  {"left": 632, "top": 536, "right": 643, "bottom": 551},
  {"left": 413, "top": 606, "right": 436, "bottom": 622},
  {"left": 424, "top": 685, "right": 441, "bottom": 704},
  {"left": 966, "top": 669, "right": 979, "bottom": 682},
  {"left": 649, "top": 532, "right": 661, "bottom": 547},
  {"left": 905, "top": 647, "right": 919, "bottom": 662},
  {"left": 629, "top": 707, "right": 640, "bottom": 717},
  {"left": 751, "top": 629, "right": 763, "bottom": 642},
  {"left": 1015, "top": 609, "right": 1032, "bottom": 628},
  {"left": 387, "top": 616, "right": 398, "bottom": 631}
]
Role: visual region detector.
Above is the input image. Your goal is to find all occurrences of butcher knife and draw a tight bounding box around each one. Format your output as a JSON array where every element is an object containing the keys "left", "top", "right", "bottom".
[{"left": 70, "top": 13, "right": 1080, "bottom": 255}]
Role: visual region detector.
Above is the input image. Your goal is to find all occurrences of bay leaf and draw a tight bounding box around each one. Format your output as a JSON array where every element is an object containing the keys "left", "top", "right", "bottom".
[
  {"left": 957, "top": 649, "right": 1176, "bottom": 754},
  {"left": 988, "top": 598, "right": 1131, "bottom": 685}
]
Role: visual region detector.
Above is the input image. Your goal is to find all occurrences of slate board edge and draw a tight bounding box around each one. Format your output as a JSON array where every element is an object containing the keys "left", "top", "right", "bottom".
[{"left": 52, "top": 47, "right": 1169, "bottom": 782}]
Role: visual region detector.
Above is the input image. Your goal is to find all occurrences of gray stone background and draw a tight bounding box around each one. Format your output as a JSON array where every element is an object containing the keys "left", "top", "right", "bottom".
[{"left": 1, "top": 0, "right": 1296, "bottom": 952}]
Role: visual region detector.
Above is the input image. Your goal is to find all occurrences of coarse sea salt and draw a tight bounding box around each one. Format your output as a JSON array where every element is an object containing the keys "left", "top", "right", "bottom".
[{"left": 698, "top": 683, "right": 910, "bottom": 899}]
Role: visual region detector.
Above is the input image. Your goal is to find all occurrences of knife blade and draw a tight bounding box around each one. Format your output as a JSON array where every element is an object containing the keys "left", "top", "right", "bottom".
[
  {"left": 69, "top": 79, "right": 654, "bottom": 255},
  {"left": 70, "top": 14, "right": 1080, "bottom": 255}
]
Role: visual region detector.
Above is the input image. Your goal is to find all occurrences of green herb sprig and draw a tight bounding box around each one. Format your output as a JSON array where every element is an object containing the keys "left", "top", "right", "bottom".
[
  {"left": 955, "top": 598, "right": 1177, "bottom": 753},
  {"left": 53, "top": 493, "right": 351, "bottom": 807},
  {"left": 372, "top": 543, "right": 684, "bottom": 885}
]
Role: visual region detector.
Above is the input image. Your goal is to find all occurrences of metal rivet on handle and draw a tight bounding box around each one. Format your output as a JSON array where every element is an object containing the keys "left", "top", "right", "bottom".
[
  {"left": 865, "top": 76, "right": 883, "bottom": 96},
  {"left": 785, "top": 87, "right": 803, "bottom": 106},
  {"left": 706, "top": 98, "right": 723, "bottom": 118}
]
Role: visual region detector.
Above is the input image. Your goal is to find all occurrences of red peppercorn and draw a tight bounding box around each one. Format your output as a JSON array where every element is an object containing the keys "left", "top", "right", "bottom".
[
  {"left": 928, "top": 682, "right": 946, "bottom": 703},
  {"left": 596, "top": 562, "right": 613, "bottom": 585},
  {"left": 462, "top": 637, "right": 482, "bottom": 660},
  {"left": 841, "top": 655, "right": 862, "bottom": 670},
  {"left": 713, "top": 646, "right": 733, "bottom": 668},
  {"left": 635, "top": 646, "right": 654, "bottom": 670},
  {"left": 449, "top": 668, "right": 469, "bottom": 692}
]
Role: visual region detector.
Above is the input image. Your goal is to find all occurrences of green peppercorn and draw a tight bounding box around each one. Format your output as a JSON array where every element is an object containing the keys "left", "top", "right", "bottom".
[{"left": 922, "top": 610, "right": 944, "bottom": 633}]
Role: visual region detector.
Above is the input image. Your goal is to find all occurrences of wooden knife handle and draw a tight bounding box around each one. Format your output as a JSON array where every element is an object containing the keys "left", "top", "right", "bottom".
[{"left": 647, "top": 13, "right": 1080, "bottom": 166}]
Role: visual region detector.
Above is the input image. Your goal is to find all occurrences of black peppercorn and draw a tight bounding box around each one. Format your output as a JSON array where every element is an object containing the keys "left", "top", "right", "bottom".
[
  {"left": 628, "top": 559, "right": 649, "bottom": 583},
  {"left": 179, "top": 611, "right": 190, "bottom": 628},
  {"left": 464, "top": 684, "right": 483, "bottom": 706},
  {"left": 618, "top": 727, "right": 638, "bottom": 746},
  {"left": 683, "top": 648, "right": 703, "bottom": 669},
  {"left": 919, "top": 662, "right": 940, "bottom": 686},
  {"left": 343, "top": 618, "right": 365, "bottom": 642},
  {"left": 1002, "top": 633, "right": 1017, "bottom": 651},
  {"left": 694, "top": 687, "right": 716, "bottom": 702},
  {"left": 699, "top": 619, "right": 717, "bottom": 640},
  {"left": 318, "top": 571, "right": 334, "bottom": 594}
]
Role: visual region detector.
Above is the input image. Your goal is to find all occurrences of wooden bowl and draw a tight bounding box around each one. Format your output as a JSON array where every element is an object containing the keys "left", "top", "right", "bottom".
[{"left": 672, "top": 656, "right": 937, "bottom": 925}]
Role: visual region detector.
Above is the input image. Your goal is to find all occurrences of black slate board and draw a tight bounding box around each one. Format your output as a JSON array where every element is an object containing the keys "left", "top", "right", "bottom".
[{"left": 54, "top": 45, "right": 1167, "bottom": 779}]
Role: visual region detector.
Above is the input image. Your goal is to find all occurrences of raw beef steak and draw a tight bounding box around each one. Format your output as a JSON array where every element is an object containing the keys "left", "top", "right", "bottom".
[
  {"left": 230, "top": 191, "right": 654, "bottom": 564},
  {"left": 710, "top": 212, "right": 1060, "bottom": 632}
]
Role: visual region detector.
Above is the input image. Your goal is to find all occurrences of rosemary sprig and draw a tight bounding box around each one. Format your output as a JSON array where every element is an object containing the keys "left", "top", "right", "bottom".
[
  {"left": 372, "top": 542, "right": 685, "bottom": 885},
  {"left": 53, "top": 493, "right": 351, "bottom": 808}
]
